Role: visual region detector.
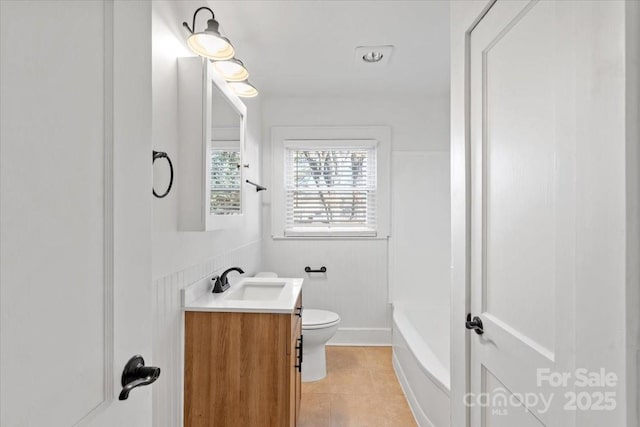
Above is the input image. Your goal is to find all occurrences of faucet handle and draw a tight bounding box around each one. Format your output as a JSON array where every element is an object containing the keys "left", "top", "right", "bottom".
[
  {"left": 212, "top": 267, "right": 244, "bottom": 293},
  {"left": 211, "top": 275, "right": 229, "bottom": 293}
]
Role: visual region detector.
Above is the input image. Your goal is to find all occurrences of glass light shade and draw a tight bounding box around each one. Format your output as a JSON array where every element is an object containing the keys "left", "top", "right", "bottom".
[
  {"left": 212, "top": 59, "right": 249, "bottom": 82},
  {"left": 228, "top": 80, "right": 258, "bottom": 98},
  {"left": 186, "top": 19, "right": 235, "bottom": 61}
]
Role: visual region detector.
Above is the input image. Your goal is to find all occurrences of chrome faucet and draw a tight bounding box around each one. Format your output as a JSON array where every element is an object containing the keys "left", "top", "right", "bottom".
[{"left": 212, "top": 267, "right": 244, "bottom": 293}]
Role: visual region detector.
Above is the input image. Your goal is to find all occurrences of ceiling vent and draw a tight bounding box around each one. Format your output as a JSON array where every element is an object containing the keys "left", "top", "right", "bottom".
[{"left": 354, "top": 45, "right": 393, "bottom": 66}]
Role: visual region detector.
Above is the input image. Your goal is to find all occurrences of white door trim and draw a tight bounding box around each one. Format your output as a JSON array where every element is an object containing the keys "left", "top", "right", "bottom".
[
  {"left": 450, "top": 2, "right": 496, "bottom": 426},
  {"left": 625, "top": 2, "right": 640, "bottom": 425}
]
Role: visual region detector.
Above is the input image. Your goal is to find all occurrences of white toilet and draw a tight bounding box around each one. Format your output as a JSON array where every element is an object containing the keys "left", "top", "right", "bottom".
[
  {"left": 301, "top": 308, "right": 340, "bottom": 382},
  {"left": 255, "top": 272, "right": 340, "bottom": 382}
]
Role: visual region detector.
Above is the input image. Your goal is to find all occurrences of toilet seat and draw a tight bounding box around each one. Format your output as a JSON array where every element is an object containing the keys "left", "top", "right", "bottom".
[{"left": 302, "top": 309, "right": 340, "bottom": 330}]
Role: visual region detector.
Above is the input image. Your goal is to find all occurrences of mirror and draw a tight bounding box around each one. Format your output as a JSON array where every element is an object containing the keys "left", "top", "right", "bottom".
[
  {"left": 210, "top": 84, "right": 243, "bottom": 215},
  {"left": 178, "top": 57, "right": 247, "bottom": 231}
]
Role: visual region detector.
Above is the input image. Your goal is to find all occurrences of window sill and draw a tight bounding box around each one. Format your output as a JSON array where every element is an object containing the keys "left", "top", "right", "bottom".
[
  {"left": 273, "top": 228, "right": 388, "bottom": 240},
  {"left": 271, "top": 235, "right": 389, "bottom": 241}
]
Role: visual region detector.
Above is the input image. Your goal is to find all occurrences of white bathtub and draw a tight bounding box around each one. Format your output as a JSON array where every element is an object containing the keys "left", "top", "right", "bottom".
[{"left": 392, "top": 302, "right": 451, "bottom": 427}]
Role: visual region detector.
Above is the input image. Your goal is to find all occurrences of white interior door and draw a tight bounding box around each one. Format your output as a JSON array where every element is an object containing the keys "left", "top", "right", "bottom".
[
  {"left": 1, "top": 1, "right": 154, "bottom": 426},
  {"left": 468, "top": 1, "right": 578, "bottom": 425}
]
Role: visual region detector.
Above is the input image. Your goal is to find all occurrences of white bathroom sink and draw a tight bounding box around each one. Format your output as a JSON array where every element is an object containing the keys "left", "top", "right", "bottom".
[
  {"left": 183, "top": 277, "right": 303, "bottom": 314},
  {"left": 224, "top": 282, "right": 286, "bottom": 301}
]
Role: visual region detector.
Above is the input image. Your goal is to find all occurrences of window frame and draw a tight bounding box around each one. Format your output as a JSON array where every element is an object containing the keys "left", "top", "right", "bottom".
[{"left": 271, "top": 127, "right": 391, "bottom": 239}]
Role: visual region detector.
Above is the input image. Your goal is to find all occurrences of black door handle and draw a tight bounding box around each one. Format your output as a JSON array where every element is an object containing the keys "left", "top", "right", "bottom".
[
  {"left": 119, "top": 355, "right": 161, "bottom": 400},
  {"left": 465, "top": 314, "right": 484, "bottom": 335}
]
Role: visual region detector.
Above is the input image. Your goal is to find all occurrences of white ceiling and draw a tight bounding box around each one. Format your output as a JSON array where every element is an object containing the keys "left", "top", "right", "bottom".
[{"left": 200, "top": 1, "right": 450, "bottom": 97}]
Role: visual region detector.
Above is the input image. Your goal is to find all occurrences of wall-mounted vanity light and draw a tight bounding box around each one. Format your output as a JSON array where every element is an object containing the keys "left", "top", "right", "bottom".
[
  {"left": 183, "top": 7, "right": 234, "bottom": 60},
  {"left": 212, "top": 58, "right": 249, "bottom": 82},
  {"left": 183, "top": 7, "right": 258, "bottom": 98},
  {"left": 228, "top": 80, "right": 258, "bottom": 98}
]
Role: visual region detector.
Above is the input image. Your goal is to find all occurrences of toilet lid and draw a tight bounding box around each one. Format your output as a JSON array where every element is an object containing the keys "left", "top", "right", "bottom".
[{"left": 302, "top": 309, "right": 340, "bottom": 329}]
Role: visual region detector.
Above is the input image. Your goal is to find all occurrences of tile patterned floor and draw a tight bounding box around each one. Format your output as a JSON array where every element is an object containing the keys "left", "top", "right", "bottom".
[{"left": 298, "top": 346, "right": 418, "bottom": 427}]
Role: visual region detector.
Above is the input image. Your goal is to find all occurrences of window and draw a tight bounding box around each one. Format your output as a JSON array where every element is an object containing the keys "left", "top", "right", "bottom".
[
  {"left": 285, "top": 145, "right": 377, "bottom": 236},
  {"left": 271, "top": 127, "right": 390, "bottom": 239},
  {"left": 210, "top": 149, "right": 241, "bottom": 214}
]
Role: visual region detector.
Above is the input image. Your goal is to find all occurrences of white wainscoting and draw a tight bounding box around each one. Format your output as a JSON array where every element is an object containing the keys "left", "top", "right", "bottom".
[
  {"left": 151, "top": 240, "right": 261, "bottom": 427},
  {"left": 262, "top": 238, "right": 392, "bottom": 346}
]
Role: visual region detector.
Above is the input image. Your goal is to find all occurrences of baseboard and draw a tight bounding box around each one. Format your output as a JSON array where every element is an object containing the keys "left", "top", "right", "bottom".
[
  {"left": 393, "top": 351, "right": 433, "bottom": 427},
  {"left": 327, "top": 327, "right": 391, "bottom": 346}
]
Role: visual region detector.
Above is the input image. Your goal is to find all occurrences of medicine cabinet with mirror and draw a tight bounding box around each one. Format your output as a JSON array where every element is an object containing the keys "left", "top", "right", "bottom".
[{"left": 178, "top": 56, "right": 247, "bottom": 231}]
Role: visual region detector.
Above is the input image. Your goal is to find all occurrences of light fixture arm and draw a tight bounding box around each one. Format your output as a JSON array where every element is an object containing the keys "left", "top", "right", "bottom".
[{"left": 182, "top": 6, "right": 215, "bottom": 34}]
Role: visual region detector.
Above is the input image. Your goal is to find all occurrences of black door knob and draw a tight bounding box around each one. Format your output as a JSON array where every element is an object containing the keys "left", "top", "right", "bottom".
[
  {"left": 119, "top": 355, "right": 161, "bottom": 400},
  {"left": 465, "top": 313, "right": 484, "bottom": 335}
]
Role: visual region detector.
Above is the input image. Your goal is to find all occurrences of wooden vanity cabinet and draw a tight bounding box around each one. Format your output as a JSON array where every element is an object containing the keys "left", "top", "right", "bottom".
[{"left": 184, "top": 293, "right": 303, "bottom": 427}]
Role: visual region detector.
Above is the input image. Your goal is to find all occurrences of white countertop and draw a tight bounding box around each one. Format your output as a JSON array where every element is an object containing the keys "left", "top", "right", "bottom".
[{"left": 183, "top": 277, "right": 303, "bottom": 314}]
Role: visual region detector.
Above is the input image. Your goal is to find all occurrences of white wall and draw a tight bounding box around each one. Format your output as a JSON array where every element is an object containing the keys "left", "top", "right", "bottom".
[
  {"left": 261, "top": 95, "right": 450, "bottom": 344},
  {"left": 150, "top": 2, "right": 264, "bottom": 426},
  {"left": 390, "top": 151, "right": 450, "bottom": 309}
]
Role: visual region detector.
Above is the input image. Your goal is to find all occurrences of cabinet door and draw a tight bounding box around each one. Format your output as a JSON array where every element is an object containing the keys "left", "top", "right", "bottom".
[{"left": 185, "top": 312, "right": 291, "bottom": 426}]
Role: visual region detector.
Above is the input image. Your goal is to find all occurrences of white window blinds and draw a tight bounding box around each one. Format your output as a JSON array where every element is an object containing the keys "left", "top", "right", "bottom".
[
  {"left": 210, "top": 149, "right": 241, "bottom": 214},
  {"left": 284, "top": 145, "right": 377, "bottom": 236}
]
